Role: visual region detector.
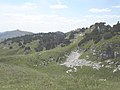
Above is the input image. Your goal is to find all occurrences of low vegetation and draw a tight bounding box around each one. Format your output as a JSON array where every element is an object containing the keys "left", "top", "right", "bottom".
[{"left": 0, "top": 22, "right": 120, "bottom": 90}]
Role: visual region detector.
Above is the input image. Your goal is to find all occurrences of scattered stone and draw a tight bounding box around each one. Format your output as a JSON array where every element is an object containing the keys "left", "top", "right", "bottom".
[
  {"left": 73, "top": 67, "right": 77, "bottom": 72},
  {"left": 61, "top": 51, "right": 102, "bottom": 70},
  {"left": 66, "top": 69, "right": 73, "bottom": 73},
  {"left": 109, "top": 61, "right": 114, "bottom": 65},
  {"left": 33, "top": 65, "right": 37, "bottom": 67},
  {"left": 105, "top": 60, "right": 111, "bottom": 63},
  {"left": 99, "top": 79, "right": 106, "bottom": 81},
  {"left": 66, "top": 67, "right": 77, "bottom": 73},
  {"left": 113, "top": 69, "right": 117, "bottom": 73},
  {"left": 105, "top": 65, "right": 112, "bottom": 68}
]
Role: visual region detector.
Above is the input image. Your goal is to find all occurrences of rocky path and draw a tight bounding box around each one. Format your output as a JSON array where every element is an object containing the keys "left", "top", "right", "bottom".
[
  {"left": 61, "top": 51, "right": 102, "bottom": 70},
  {"left": 61, "top": 51, "right": 120, "bottom": 74}
]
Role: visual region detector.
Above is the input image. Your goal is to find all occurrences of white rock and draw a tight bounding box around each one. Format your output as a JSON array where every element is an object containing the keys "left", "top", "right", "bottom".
[
  {"left": 105, "top": 60, "right": 111, "bottom": 63},
  {"left": 113, "top": 69, "right": 117, "bottom": 73},
  {"left": 99, "top": 79, "right": 106, "bottom": 81},
  {"left": 66, "top": 69, "right": 73, "bottom": 73},
  {"left": 73, "top": 67, "right": 77, "bottom": 72},
  {"left": 61, "top": 51, "right": 102, "bottom": 71}
]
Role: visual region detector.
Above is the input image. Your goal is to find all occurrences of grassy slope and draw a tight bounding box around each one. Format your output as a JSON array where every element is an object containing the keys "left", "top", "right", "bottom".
[
  {"left": 0, "top": 40, "right": 38, "bottom": 56},
  {"left": 0, "top": 36, "right": 120, "bottom": 90}
]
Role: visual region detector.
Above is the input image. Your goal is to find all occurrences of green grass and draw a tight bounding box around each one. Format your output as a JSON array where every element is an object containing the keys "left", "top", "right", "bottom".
[
  {"left": 0, "top": 59, "right": 120, "bottom": 90},
  {"left": 0, "top": 34, "right": 81, "bottom": 57},
  {"left": 79, "top": 35, "right": 120, "bottom": 61},
  {"left": 0, "top": 36, "right": 120, "bottom": 90}
]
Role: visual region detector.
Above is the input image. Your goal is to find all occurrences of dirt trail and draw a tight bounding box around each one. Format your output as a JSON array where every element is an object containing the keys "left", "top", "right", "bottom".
[{"left": 61, "top": 51, "right": 101, "bottom": 70}]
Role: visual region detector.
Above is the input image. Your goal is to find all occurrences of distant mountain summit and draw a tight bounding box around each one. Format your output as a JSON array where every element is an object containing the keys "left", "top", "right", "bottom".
[{"left": 0, "top": 29, "right": 33, "bottom": 42}]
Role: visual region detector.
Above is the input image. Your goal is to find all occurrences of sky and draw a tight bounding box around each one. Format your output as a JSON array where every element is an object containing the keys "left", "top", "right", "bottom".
[{"left": 0, "top": 0, "right": 120, "bottom": 33}]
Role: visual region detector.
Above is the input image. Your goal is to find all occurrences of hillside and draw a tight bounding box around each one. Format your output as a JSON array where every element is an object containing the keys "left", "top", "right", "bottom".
[
  {"left": 78, "top": 21, "right": 120, "bottom": 60},
  {"left": 0, "top": 31, "right": 73, "bottom": 56},
  {"left": 0, "top": 22, "right": 120, "bottom": 90},
  {"left": 0, "top": 29, "right": 33, "bottom": 42}
]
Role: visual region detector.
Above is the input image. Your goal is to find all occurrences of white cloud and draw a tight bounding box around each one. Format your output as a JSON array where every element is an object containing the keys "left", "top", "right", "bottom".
[
  {"left": 57, "top": 0, "right": 62, "bottom": 4},
  {"left": 89, "top": 8, "right": 111, "bottom": 13},
  {"left": 112, "top": 5, "right": 120, "bottom": 8},
  {"left": 0, "top": 2, "right": 38, "bottom": 16},
  {"left": 0, "top": 2, "right": 36, "bottom": 11},
  {"left": 50, "top": 0, "right": 68, "bottom": 9},
  {"left": 1, "top": 12, "right": 119, "bottom": 33},
  {"left": 0, "top": 3, "right": 119, "bottom": 33},
  {"left": 21, "top": 2, "right": 36, "bottom": 10},
  {"left": 0, "top": 13, "right": 86, "bottom": 33},
  {"left": 50, "top": 4, "right": 68, "bottom": 9},
  {"left": 84, "top": 15, "right": 120, "bottom": 25}
]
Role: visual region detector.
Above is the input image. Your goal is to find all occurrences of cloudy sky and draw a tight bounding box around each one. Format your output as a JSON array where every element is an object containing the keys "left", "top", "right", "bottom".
[{"left": 0, "top": 0, "right": 120, "bottom": 33}]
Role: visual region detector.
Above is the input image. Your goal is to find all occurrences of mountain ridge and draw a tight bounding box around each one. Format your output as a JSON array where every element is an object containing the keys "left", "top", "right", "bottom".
[
  {"left": 0, "top": 22, "right": 120, "bottom": 90},
  {"left": 0, "top": 29, "right": 33, "bottom": 42}
]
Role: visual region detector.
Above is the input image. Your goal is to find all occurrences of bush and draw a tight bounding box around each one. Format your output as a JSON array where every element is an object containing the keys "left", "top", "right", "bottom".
[
  {"left": 9, "top": 46, "right": 13, "bottom": 49},
  {"left": 103, "top": 32, "right": 113, "bottom": 40},
  {"left": 18, "top": 42, "right": 22, "bottom": 46}
]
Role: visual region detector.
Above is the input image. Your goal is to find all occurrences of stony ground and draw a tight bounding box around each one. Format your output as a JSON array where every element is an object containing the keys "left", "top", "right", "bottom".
[
  {"left": 61, "top": 51, "right": 120, "bottom": 73},
  {"left": 61, "top": 51, "right": 103, "bottom": 73}
]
